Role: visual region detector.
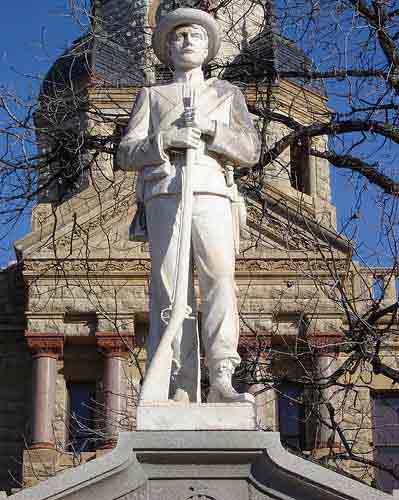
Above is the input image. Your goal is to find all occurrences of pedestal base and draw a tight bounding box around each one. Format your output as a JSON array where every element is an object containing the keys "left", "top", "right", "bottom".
[
  {"left": 12, "top": 431, "right": 390, "bottom": 500},
  {"left": 136, "top": 402, "right": 257, "bottom": 430}
]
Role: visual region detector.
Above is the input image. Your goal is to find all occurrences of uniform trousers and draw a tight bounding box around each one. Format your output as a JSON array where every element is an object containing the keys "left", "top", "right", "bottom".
[{"left": 145, "top": 193, "right": 241, "bottom": 402}]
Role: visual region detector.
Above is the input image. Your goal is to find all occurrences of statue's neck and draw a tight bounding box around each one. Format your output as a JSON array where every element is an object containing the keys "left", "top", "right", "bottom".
[{"left": 174, "top": 67, "right": 204, "bottom": 85}]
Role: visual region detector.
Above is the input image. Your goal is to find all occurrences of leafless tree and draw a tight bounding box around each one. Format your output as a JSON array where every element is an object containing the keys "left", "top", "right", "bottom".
[{"left": 2, "top": 0, "right": 399, "bottom": 494}]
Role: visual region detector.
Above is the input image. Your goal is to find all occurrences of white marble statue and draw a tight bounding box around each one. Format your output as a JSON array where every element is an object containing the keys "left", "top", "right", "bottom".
[{"left": 118, "top": 8, "right": 260, "bottom": 404}]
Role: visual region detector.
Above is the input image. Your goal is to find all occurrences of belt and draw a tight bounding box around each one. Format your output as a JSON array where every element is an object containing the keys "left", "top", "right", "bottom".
[{"left": 168, "top": 149, "right": 224, "bottom": 166}]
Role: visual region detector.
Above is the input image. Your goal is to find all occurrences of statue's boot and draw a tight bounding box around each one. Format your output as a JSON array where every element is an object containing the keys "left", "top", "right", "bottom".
[
  {"left": 172, "top": 388, "right": 190, "bottom": 403},
  {"left": 207, "top": 360, "right": 254, "bottom": 404}
]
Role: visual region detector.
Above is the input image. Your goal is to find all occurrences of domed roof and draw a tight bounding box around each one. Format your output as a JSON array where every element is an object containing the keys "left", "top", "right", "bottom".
[
  {"left": 40, "top": 35, "right": 93, "bottom": 98},
  {"left": 223, "top": 19, "right": 324, "bottom": 94},
  {"left": 40, "top": 32, "right": 145, "bottom": 100},
  {"left": 40, "top": 0, "right": 322, "bottom": 97}
]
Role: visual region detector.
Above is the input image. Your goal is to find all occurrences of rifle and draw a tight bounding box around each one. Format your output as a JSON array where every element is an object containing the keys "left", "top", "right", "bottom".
[{"left": 139, "top": 86, "right": 197, "bottom": 403}]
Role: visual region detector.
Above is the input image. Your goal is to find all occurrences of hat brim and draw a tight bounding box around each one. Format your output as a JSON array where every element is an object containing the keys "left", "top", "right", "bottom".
[{"left": 152, "top": 8, "right": 221, "bottom": 67}]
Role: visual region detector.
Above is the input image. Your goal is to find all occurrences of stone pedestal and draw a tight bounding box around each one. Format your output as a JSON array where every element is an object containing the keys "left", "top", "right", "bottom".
[
  {"left": 136, "top": 402, "right": 257, "bottom": 430},
  {"left": 22, "top": 448, "right": 58, "bottom": 489},
  {"left": 10, "top": 431, "right": 391, "bottom": 500},
  {"left": 130, "top": 431, "right": 264, "bottom": 500}
]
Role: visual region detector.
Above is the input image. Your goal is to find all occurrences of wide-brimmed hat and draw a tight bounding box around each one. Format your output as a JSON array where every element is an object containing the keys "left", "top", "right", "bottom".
[{"left": 152, "top": 8, "right": 221, "bottom": 66}]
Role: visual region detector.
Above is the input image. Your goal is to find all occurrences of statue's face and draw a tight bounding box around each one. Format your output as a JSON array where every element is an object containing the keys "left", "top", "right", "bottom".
[{"left": 168, "top": 24, "right": 208, "bottom": 70}]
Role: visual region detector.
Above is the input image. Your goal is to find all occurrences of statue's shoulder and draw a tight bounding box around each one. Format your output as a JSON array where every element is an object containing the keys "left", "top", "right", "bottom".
[
  {"left": 207, "top": 77, "right": 242, "bottom": 95},
  {"left": 146, "top": 82, "right": 178, "bottom": 102}
]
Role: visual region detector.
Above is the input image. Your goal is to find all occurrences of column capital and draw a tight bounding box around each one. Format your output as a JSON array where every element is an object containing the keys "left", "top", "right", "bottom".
[
  {"left": 25, "top": 331, "right": 65, "bottom": 359},
  {"left": 96, "top": 331, "right": 134, "bottom": 358},
  {"left": 309, "top": 331, "right": 344, "bottom": 356}
]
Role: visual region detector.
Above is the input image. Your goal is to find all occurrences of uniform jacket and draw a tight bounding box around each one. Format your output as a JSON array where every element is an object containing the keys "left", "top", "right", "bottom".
[{"left": 117, "top": 78, "right": 260, "bottom": 203}]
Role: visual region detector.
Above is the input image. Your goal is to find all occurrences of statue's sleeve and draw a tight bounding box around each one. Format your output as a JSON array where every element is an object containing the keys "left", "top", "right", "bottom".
[
  {"left": 117, "top": 88, "right": 170, "bottom": 172},
  {"left": 207, "top": 89, "right": 260, "bottom": 168}
]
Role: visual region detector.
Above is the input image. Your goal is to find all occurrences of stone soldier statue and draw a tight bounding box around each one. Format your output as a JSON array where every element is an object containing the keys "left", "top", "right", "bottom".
[{"left": 118, "top": 8, "right": 260, "bottom": 404}]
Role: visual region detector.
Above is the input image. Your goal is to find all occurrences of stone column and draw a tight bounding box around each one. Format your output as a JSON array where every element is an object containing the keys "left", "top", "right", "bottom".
[
  {"left": 96, "top": 332, "right": 134, "bottom": 448},
  {"left": 313, "top": 333, "right": 342, "bottom": 450},
  {"left": 25, "top": 332, "right": 64, "bottom": 449}
]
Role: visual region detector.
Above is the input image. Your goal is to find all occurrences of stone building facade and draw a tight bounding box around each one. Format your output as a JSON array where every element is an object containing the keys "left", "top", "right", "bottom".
[{"left": 0, "top": 0, "right": 398, "bottom": 496}]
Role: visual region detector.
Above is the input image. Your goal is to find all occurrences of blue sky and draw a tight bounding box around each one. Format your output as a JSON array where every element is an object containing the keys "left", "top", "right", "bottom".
[
  {"left": 0, "top": 2, "right": 82, "bottom": 265},
  {"left": 1, "top": 3, "right": 82, "bottom": 93}
]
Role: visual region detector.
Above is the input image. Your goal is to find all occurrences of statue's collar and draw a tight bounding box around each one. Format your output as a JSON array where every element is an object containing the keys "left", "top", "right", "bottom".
[
  {"left": 152, "top": 78, "right": 234, "bottom": 121},
  {"left": 152, "top": 78, "right": 220, "bottom": 108},
  {"left": 173, "top": 68, "right": 205, "bottom": 85}
]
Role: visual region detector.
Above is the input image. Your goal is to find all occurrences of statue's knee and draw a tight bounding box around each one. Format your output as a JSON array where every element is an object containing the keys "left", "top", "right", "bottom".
[{"left": 208, "top": 272, "right": 235, "bottom": 290}]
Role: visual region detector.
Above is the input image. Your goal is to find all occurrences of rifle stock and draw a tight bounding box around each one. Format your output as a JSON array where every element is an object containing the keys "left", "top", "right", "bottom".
[{"left": 139, "top": 145, "right": 195, "bottom": 403}]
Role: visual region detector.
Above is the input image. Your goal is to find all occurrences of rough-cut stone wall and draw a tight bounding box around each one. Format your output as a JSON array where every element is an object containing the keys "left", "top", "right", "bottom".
[{"left": 0, "top": 266, "right": 31, "bottom": 492}]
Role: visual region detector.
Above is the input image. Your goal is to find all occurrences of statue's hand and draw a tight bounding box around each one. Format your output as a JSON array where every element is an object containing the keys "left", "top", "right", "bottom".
[
  {"left": 182, "top": 108, "right": 216, "bottom": 137},
  {"left": 161, "top": 126, "right": 202, "bottom": 150}
]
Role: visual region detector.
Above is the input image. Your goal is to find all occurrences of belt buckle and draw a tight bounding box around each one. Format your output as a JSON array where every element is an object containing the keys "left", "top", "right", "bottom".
[
  {"left": 169, "top": 149, "right": 185, "bottom": 161},
  {"left": 169, "top": 149, "right": 186, "bottom": 161}
]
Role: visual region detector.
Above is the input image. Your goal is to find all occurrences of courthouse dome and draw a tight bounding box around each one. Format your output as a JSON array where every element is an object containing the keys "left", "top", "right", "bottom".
[{"left": 39, "top": 0, "right": 320, "bottom": 96}]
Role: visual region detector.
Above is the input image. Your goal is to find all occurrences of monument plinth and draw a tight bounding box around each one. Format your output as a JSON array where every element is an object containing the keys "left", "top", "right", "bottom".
[
  {"left": 136, "top": 402, "right": 258, "bottom": 431},
  {"left": 10, "top": 431, "right": 391, "bottom": 500}
]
